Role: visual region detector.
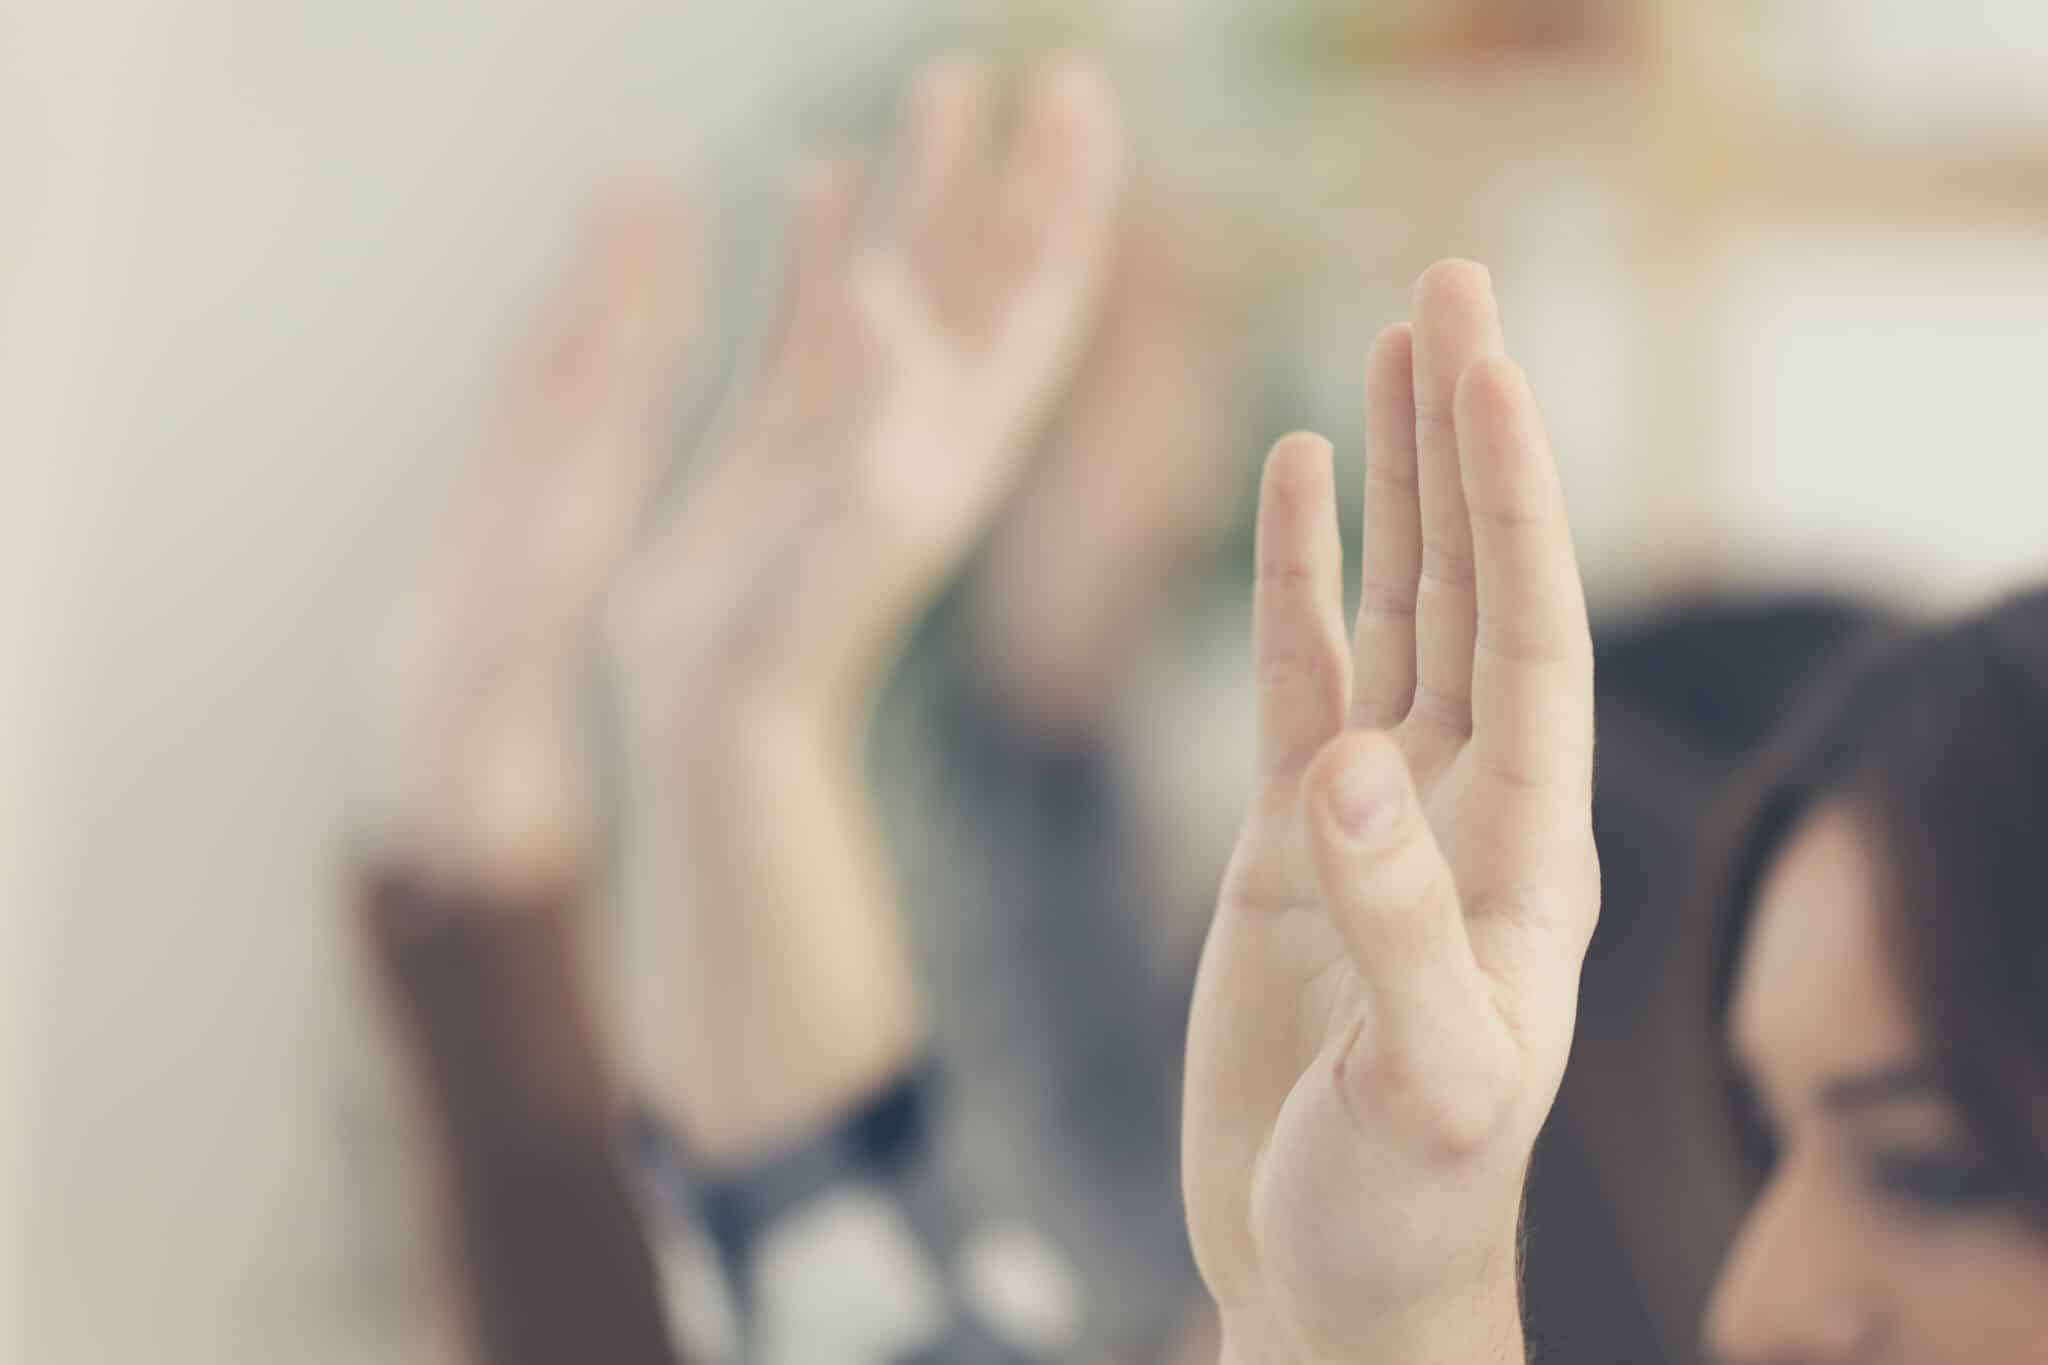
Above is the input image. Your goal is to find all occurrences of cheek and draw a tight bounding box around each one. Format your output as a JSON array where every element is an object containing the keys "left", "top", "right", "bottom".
[{"left": 1885, "top": 1223, "right": 2048, "bottom": 1363}]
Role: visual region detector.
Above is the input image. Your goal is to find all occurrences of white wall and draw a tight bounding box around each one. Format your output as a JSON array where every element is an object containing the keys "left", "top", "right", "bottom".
[
  {"left": 1718, "top": 227, "right": 2048, "bottom": 608},
  {"left": 3, "top": 3, "right": 925, "bottom": 1359}
]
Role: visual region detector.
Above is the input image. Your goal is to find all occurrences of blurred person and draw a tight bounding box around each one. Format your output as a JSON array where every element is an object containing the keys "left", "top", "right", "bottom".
[
  {"left": 359, "top": 46, "right": 1132, "bottom": 1361},
  {"left": 609, "top": 50, "right": 1286, "bottom": 1362},
  {"left": 964, "top": 192, "right": 1244, "bottom": 747},
  {"left": 874, "top": 190, "right": 1247, "bottom": 1359},
  {"left": 358, "top": 186, "right": 698, "bottom": 1365},
  {"left": 608, "top": 50, "right": 1131, "bottom": 1362},
  {"left": 1697, "top": 589, "right": 2048, "bottom": 1362},
  {"left": 1523, "top": 595, "right": 1894, "bottom": 1364}
]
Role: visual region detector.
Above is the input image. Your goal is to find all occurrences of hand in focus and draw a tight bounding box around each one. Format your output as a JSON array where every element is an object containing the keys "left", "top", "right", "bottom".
[
  {"left": 613, "top": 54, "right": 1125, "bottom": 750},
  {"left": 367, "top": 189, "right": 692, "bottom": 889},
  {"left": 1182, "top": 263, "right": 1598, "bottom": 1363}
]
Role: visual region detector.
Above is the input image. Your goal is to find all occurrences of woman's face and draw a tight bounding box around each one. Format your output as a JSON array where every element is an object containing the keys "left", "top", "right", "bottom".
[{"left": 1704, "top": 804, "right": 2048, "bottom": 1362}]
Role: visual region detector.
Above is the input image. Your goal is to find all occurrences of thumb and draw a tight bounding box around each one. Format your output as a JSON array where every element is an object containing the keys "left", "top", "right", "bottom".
[{"left": 1304, "top": 730, "right": 1515, "bottom": 1153}]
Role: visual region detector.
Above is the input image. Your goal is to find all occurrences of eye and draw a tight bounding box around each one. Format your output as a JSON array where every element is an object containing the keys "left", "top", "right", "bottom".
[{"left": 1865, "top": 1150, "right": 2009, "bottom": 1214}]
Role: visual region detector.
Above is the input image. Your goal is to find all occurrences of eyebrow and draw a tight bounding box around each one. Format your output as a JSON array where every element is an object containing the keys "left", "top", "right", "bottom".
[{"left": 1819, "top": 1063, "right": 1945, "bottom": 1113}]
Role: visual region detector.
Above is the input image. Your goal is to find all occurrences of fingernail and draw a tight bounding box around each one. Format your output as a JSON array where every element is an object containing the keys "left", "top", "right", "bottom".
[{"left": 1330, "top": 751, "right": 1404, "bottom": 839}]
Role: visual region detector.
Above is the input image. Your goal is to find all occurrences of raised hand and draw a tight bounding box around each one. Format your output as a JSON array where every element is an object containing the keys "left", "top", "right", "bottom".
[
  {"left": 613, "top": 54, "right": 1125, "bottom": 742},
  {"left": 357, "top": 188, "right": 699, "bottom": 1365},
  {"left": 366, "top": 188, "right": 691, "bottom": 888},
  {"left": 611, "top": 56, "right": 1124, "bottom": 1166},
  {"left": 1182, "top": 262, "right": 1599, "bottom": 1363},
  {"left": 968, "top": 194, "right": 1242, "bottom": 740}
]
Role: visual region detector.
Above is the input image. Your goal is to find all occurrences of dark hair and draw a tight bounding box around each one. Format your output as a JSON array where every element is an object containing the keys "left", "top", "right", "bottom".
[
  {"left": 1707, "top": 586, "right": 2048, "bottom": 1229},
  {"left": 1596, "top": 593, "right": 1889, "bottom": 761},
  {"left": 1588, "top": 593, "right": 1893, "bottom": 981}
]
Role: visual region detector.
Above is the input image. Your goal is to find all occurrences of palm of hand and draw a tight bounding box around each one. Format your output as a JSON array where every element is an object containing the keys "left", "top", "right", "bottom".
[
  {"left": 1183, "top": 263, "right": 1598, "bottom": 1359},
  {"left": 368, "top": 191, "right": 688, "bottom": 873},
  {"left": 613, "top": 57, "right": 1123, "bottom": 724}
]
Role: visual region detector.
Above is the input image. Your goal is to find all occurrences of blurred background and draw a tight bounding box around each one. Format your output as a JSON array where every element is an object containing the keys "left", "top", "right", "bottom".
[{"left": 7, "top": 0, "right": 2048, "bottom": 1361}]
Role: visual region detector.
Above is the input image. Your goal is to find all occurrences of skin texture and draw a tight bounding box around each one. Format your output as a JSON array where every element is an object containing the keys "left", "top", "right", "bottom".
[
  {"left": 1181, "top": 261, "right": 1600, "bottom": 1364},
  {"left": 609, "top": 54, "right": 1125, "bottom": 1168},
  {"left": 1707, "top": 805, "right": 2048, "bottom": 1363}
]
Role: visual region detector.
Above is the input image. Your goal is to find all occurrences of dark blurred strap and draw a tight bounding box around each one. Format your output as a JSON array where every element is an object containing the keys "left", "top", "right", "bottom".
[
  {"left": 648, "top": 1061, "right": 941, "bottom": 1302},
  {"left": 362, "top": 863, "right": 685, "bottom": 1365}
]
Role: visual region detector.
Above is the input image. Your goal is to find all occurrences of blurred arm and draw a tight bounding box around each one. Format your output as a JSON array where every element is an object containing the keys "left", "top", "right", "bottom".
[
  {"left": 357, "top": 184, "right": 697, "bottom": 1364},
  {"left": 362, "top": 863, "right": 685, "bottom": 1365},
  {"left": 615, "top": 55, "right": 1124, "bottom": 1169}
]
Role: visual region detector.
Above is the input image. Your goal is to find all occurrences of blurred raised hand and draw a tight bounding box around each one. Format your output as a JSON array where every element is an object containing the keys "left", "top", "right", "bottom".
[
  {"left": 614, "top": 54, "right": 1124, "bottom": 747},
  {"left": 366, "top": 188, "right": 693, "bottom": 889},
  {"left": 1182, "top": 262, "right": 1600, "bottom": 1363},
  {"left": 968, "top": 194, "right": 1243, "bottom": 742},
  {"left": 358, "top": 188, "right": 699, "bottom": 1365},
  {"left": 610, "top": 55, "right": 1125, "bottom": 1165}
]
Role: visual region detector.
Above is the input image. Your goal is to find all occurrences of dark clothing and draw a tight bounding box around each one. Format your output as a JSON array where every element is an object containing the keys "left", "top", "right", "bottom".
[
  {"left": 362, "top": 865, "right": 685, "bottom": 1365},
  {"left": 886, "top": 668, "right": 1201, "bottom": 1363},
  {"left": 366, "top": 861, "right": 1082, "bottom": 1365}
]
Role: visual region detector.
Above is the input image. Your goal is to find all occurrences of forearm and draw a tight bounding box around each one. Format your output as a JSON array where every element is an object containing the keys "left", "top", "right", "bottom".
[
  {"left": 362, "top": 865, "right": 682, "bottom": 1365},
  {"left": 632, "top": 696, "right": 923, "bottom": 1169}
]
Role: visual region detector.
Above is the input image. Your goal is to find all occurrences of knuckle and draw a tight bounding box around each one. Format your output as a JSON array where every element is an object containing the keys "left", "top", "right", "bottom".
[
  {"left": 1415, "top": 400, "right": 1459, "bottom": 449},
  {"left": 1481, "top": 609, "right": 1592, "bottom": 670},
  {"left": 1258, "top": 639, "right": 1343, "bottom": 703},
  {"left": 1355, "top": 580, "right": 1419, "bottom": 624},
  {"left": 1256, "top": 554, "right": 1324, "bottom": 589},
  {"left": 1406, "top": 680, "right": 1473, "bottom": 738},
  {"left": 1419, "top": 540, "right": 1476, "bottom": 591},
  {"left": 1364, "top": 455, "right": 1419, "bottom": 496}
]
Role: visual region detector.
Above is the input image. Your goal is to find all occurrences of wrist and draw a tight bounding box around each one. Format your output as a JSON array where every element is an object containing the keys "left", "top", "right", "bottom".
[
  {"left": 1217, "top": 1272, "right": 1524, "bottom": 1365},
  {"left": 638, "top": 672, "right": 924, "bottom": 1168},
  {"left": 670, "top": 1010, "right": 925, "bottom": 1172},
  {"left": 611, "top": 641, "right": 861, "bottom": 781},
  {"left": 666, "top": 683, "right": 856, "bottom": 801},
  {"left": 363, "top": 675, "right": 595, "bottom": 897}
]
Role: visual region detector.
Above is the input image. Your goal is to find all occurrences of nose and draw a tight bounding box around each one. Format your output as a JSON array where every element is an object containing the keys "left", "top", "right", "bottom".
[{"left": 1704, "top": 1168, "right": 1877, "bottom": 1362}]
